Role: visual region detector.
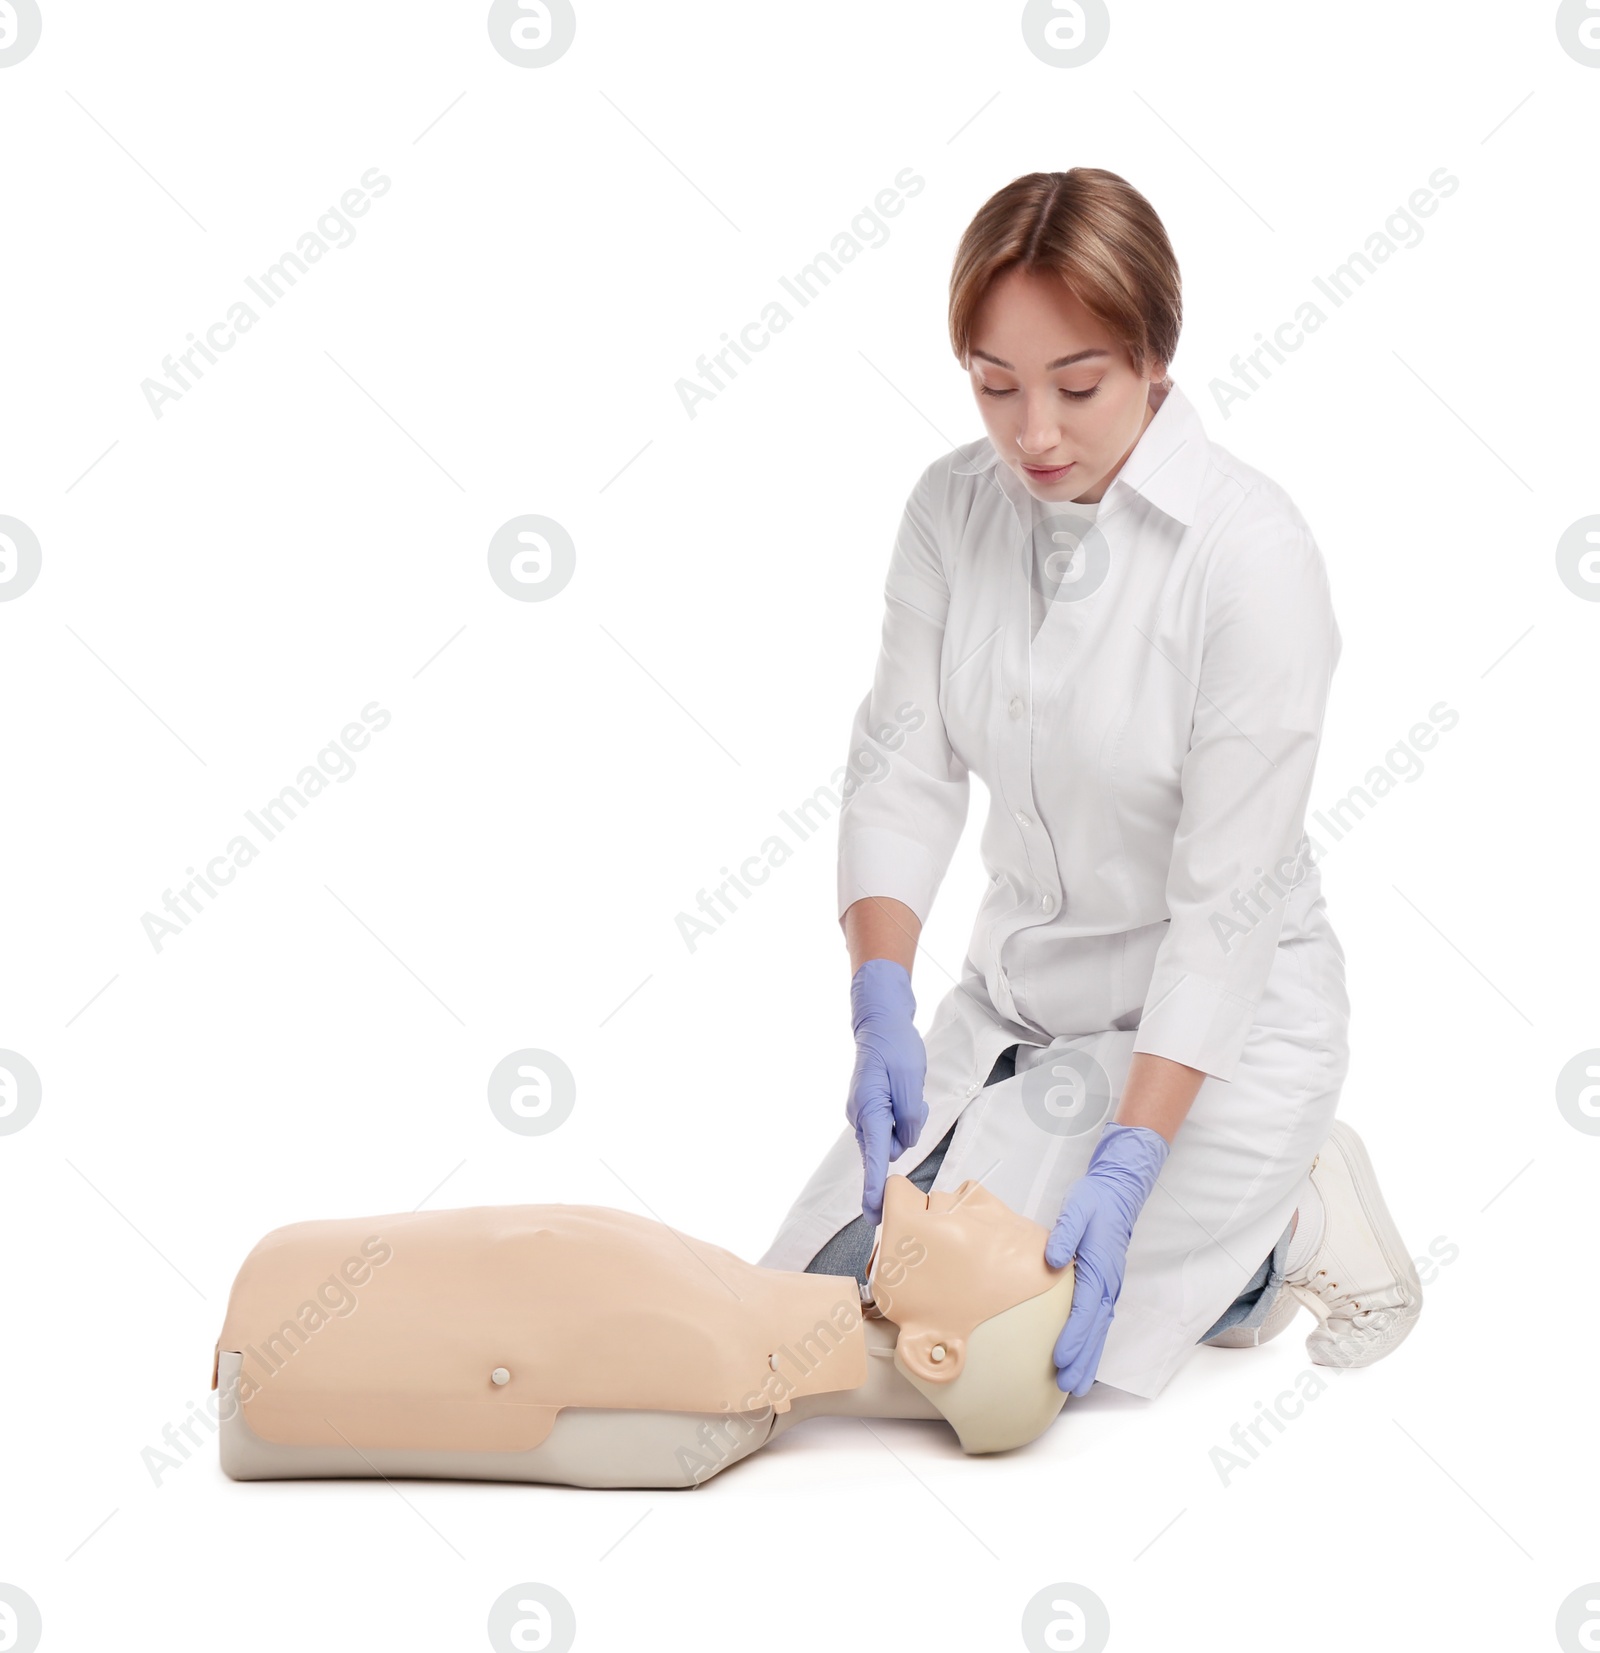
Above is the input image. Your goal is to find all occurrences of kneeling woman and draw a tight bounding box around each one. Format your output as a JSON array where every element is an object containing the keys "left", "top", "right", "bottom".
[{"left": 761, "top": 167, "right": 1424, "bottom": 1398}]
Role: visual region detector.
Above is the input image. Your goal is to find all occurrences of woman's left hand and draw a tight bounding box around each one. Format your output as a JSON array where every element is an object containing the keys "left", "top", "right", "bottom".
[{"left": 1045, "top": 1122, "right": 1171, "bottom": 1395}]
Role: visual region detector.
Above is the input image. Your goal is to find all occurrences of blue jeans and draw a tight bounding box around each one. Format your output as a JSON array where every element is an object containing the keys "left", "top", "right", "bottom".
[{"left": 805, "top": 1043, "right": 1292, "bottom": 1344}]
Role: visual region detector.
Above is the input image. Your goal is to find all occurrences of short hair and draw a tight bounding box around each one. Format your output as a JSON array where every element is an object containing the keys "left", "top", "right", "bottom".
[{"left": 948, "top": 169, "right": 1182, "bottom": 378}]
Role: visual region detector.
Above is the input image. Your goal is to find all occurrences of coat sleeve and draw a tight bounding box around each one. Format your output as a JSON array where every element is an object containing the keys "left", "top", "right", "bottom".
[
  {"left": 835, "top": 464, "right": 971, "bottom": 926},
  {"left": 1130, "top": 502, "right": 1341, "bottom": 1081}
]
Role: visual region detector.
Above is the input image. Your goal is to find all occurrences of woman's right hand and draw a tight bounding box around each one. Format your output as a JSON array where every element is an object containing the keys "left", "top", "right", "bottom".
[{"left": 846, "top": 957, "right": 928, "bottom": 1225}]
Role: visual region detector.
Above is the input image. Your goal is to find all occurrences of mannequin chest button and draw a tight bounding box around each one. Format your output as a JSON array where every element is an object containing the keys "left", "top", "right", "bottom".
[{"left": 490, "top": 1367, "right": 512, "bottom": 1386}]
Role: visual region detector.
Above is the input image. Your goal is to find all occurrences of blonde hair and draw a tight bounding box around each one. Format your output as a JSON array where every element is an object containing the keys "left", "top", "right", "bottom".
[{"left": 948, "top": 169, "right": 1182, "bottom": 380}]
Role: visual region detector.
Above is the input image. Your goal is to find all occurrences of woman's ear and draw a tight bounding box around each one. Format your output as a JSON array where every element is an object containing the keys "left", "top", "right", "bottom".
[{"left": 896, "top": 1327, "right": 966, "bottom": 1384}]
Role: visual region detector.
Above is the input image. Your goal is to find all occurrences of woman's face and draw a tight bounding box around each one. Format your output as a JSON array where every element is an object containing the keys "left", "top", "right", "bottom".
[{"left": 966, "top": 265, "right": 1166, "bottom": 505}]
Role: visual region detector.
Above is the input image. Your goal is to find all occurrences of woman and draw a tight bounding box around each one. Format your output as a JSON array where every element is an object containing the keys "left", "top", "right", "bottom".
[{"left": 759, "top": 169, "right": 1424, "bottom": 1401}]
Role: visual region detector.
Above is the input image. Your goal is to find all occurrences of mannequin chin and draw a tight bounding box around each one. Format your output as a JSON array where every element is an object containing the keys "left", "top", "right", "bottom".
[{"left": 214, "top": 1174, "right": 1076, "bottom": 1489}]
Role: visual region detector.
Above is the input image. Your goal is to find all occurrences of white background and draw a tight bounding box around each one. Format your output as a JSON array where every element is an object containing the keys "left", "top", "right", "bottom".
[{"left": 1, "top": 2, "right": 1594, "bottom": 1650}]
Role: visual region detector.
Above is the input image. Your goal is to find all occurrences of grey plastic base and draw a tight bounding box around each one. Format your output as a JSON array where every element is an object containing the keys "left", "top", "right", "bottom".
[
  {"left": 218, "top": 1351, "right": 775, "bottom": 1489},
  {"left": 216, "top": 1318, "right": 945, "bottom": 1490}
]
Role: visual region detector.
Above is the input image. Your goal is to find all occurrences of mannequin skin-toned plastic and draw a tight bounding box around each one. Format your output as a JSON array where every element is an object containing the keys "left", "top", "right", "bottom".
[{"left": 213, "top": 1174, "right": 1077, "bottom": 1490}]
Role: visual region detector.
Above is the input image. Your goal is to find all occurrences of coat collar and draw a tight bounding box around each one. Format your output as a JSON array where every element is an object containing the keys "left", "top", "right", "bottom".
[{"left": 950, "top": 377, "right": 1209, "bottom": 529}]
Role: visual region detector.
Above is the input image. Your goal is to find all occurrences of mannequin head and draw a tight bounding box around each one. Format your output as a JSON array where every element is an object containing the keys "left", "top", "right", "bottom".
[{"left": 869, "top": 1175, "right": 1076, "bottom": 1453}]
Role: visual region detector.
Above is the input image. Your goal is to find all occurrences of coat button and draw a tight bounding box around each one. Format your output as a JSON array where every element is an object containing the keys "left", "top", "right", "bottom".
[
  {"left": 1008, "top": 696, "right": 1024, "bottom": 719},
  {"left": 1015, "top": 810, "right": 1031, "bottom": 828},
  {"left": 1041, "top": 892, "right": 1056, "bottom": 913}
]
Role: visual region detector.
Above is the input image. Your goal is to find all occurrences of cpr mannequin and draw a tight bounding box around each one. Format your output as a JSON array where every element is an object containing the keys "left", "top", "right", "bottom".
[{"left": 213, "top": 1174, "right": 1076, "bottom": 1490}]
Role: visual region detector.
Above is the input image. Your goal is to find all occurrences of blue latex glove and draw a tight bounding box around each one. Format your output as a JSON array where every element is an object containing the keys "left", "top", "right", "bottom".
[
  {"left": 846, "top": 958, "right": 928, "bottom": 1225},
  {"left": 1045, "top": 1120, "right": 1171, "bottom": 1395}
]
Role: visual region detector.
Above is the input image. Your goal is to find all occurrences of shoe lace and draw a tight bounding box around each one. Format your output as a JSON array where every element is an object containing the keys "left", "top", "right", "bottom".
[{"left": 1304, "top": 1267, "right": 1377, "bottom": 1324}]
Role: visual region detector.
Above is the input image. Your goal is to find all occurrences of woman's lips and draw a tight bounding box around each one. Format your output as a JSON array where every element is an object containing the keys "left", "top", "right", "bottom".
[{"left": 1022, "top": 461, "right": 1075, "bottom": 482}]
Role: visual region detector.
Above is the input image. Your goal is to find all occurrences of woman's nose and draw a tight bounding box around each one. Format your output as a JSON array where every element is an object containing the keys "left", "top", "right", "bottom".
[{"left": 1014, "top": 400, "right": 1062, "bottom": 455}]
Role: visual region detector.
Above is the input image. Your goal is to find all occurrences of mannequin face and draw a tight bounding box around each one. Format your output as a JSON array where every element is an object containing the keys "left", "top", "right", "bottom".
[
  {"left": 966, "top": 264, "right": 1167, "bottom": 506},
  {"left": 871, "top": 1174, "right": 1065, "bottom": 1383}
]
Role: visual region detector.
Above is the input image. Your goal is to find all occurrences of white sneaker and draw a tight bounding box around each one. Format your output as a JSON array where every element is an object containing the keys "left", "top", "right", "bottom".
[{"left": 1287, "top": 1121, "right": 1423, "bottom": 1368}]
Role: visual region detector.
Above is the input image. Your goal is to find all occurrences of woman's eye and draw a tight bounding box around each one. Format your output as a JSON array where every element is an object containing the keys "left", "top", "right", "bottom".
[{"left": 977, "top": 383, "right": 1102, "bottom": 401}]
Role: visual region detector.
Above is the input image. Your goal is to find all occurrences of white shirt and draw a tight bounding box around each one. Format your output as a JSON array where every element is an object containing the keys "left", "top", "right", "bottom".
[
  {"left": 1027, "top": 493, "right": 1101, "bottom": 641},
  {"left": 834, "top": 376, "right": 1340, "bottom": 1084},
  {"left": 762, "top": 378, "right": 1351, "bottom": 1399}
]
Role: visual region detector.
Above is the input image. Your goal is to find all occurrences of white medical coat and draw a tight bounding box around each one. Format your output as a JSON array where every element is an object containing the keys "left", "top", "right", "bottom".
[{"left": 759, "top": 379, "right": 1352, "bottom": 1399}]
